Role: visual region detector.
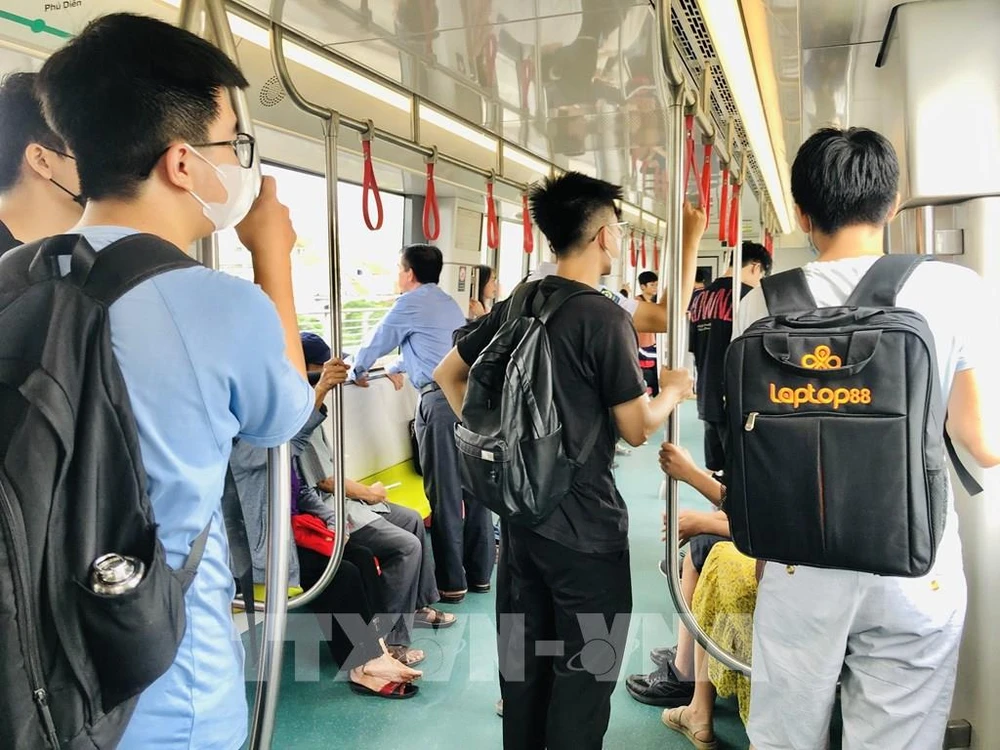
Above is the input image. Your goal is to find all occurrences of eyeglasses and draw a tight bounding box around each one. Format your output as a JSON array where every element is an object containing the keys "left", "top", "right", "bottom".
[
  {"left": 189, "top": 132, "right": 256, "bottom": 169},
  {"left": 47, "top": 147, "right": 75, "bottom": 161}
]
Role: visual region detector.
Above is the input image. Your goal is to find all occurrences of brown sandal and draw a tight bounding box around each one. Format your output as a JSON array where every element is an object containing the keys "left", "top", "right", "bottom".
[
  {"left": 387, "top": 644, "right": 425, "bottom": 666},
  {"left": 414, "top": 607, "right": 457, "bottom": 629},
  {"left": 662, "top": 707, "right": 718, "bottom": 750}
]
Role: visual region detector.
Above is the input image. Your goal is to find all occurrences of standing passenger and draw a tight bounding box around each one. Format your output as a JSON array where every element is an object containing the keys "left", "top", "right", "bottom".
[
  {"left": 349, "top": 243, "right": 495, "bottom": 601},
  {"left": 35, "top": 14, "right": 313, "bottom": 749},
  {"left": 687, "top": 242, "right": 770, "bottom": 473},
  {"left": 736, "top": 127, "right": 1000, "bottom": 750},
  {"left": 636, "top": 270, "right": 660, "bottom": 395},
  {"left": 434, "top": 172, "right": 694, "bottom": 750},
  {"left": 0, "top": 72, "right": 82, "bottom": 254}
]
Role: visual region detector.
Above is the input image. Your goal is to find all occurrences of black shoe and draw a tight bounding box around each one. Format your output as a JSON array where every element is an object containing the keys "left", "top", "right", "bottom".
[
  {"left": 625, "top": 662, "right": 695, "bottom": 707},
  {"left": 650, "top": 645, "right": 677, "bottom": 669},
  {"left": 470, "top": 583, "right": 491, "bottom": 594}
]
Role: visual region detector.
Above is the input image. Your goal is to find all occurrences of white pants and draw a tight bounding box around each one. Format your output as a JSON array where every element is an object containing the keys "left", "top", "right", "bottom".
[{"left": 747, "top": 555, "right": 967, "bottom": 750}]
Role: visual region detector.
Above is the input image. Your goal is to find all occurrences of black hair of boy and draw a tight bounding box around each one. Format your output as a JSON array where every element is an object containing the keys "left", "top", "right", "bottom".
[{"left": 528, "top": 172, "right": 623, "bottom": 254}]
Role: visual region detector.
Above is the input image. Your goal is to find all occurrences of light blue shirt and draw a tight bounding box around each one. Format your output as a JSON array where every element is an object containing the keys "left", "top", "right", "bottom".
[
  {"left": 348, "top": 282, "right": 466, "bottom": 389},
  {"left": 63, "top": 227, "right": 313, "bottom": 750}
]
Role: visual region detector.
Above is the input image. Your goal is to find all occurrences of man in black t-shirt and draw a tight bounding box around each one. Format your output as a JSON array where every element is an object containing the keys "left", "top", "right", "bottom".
[
  {"left": 0, "top": 72, "right": 83, "bottom": 256},
  {"left": 434, "top": 172, "right": 693, "bottom": 750},
  {"left": 687, "top": 241, "right": 771, "bottom": 471}
]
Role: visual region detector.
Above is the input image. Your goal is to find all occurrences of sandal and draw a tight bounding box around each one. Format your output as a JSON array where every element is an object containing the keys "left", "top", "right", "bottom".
[
  {"left": 438, "top": 589, "right": 466, "bottom": 603},
  {"left": 349, "top": 680, "right": 419, "bottom": 699},
  {"left": 386, "top": 645, "right": 425, "bottom": 666},
  {"left": 662, "top": 707, "right": 718, "bottom": 750},
  {"left": 414, "top": 607, "right": 457, "bottom": 629}
]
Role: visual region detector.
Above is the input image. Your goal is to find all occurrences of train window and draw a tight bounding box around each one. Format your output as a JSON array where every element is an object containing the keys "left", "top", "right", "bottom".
[
  {"left": 217, "top": 162, "right": 405, "bottom": 368},
  {"left": 495, "top": 218, "right": 527, "bottom": 300}
]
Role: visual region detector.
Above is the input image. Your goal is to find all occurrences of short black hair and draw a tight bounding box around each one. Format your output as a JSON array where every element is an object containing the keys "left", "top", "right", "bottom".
[
  {"left": 401, "top": 243, "right": 443, "bottom": 284},
  {"left": 476, "top": 265, "right": 494, "bottom": 299},
  {"left": 36, "top": 13, "right": 248, "bottom": 201},
  {"left": 0, "top": 72, "right": 66, "bottom": 193},
  {"left": 791, "top": 127, "right": 899, "bottom": 235},
  {"left": 740, "top": 241, "right": 773, "bottom": 275},
  {"left": 638, "top": 271, "right": 658, "bottom": 286},
  {"left": 694, "top": 267, "right": 711, "bottom": 285},
  {"left": 529, "top": 172, "right": 622, "bottom": 256}
]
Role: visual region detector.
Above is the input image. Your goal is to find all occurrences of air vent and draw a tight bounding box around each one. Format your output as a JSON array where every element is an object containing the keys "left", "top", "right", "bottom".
[
  {"left": 671, "top": 0, "right": 770, "bottom": 221},
  {"left": 259, "top": 75, "right": 286, "bottom": 108}
]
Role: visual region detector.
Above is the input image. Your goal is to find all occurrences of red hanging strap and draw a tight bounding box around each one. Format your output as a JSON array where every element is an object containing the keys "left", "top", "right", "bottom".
[
  {"left": 718, "top": 167, "right": 730, "bottom": 244},
  {"left": 640, "top": 232, "right": 647, "bottom": 268},
  {"left": 684, "top": 115, "right": 707, "bottom": 208},
  {"left": 518, "top": 57, "right": 535, "bottom": 110},
  {"left": 422, "top": 150, "right": 440, "bottom": 241},
  {"left": 522, "top": 193, "right": 533, "bottom": 254},
  {"left": 482, "top": 33, "right": 498, "bottom": 88},
  {"left": 653, "top": 236, "right": 660, "bottom": 271},
  {"left": 360, "top": 123, "right": 384, "bottom": 231},
  {"left": 629, "top": 229, "right": 637, "bottom": 267},
  {"left": 486, "top": 176, "right": 500, "bottom": 250},
  {"left": 700, "top": 143, "right": 713, "bottom": 227},
  {"left": 727, "top": 183, "right": 741, "bottom": 248}
]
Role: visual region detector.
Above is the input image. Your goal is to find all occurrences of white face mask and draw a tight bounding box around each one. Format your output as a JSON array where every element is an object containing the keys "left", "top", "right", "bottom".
[{"left": 186, "top": 145, "right": 257, "bottom": 231}]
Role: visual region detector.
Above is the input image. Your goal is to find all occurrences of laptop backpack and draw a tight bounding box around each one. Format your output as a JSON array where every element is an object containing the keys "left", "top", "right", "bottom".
[
  {"left": 454, "top": 281, "right": 603, "bottom": 527},
  {"left": 0, "top": 234, "right": 210, "bottom": 748},
  {"left": 724, "top": 254, "right": 981, "bottom": 577}
]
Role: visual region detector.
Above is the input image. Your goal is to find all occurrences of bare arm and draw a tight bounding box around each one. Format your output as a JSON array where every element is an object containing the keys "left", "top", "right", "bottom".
[
  {"left": 948, "top": 369, "right": 1000, "bottom": 468},
  {"left": 434, "top": 347, "right": 472, "bottom": 418},
  {"left": 632, "top": 201, "right": 706, "bottom": 334},
  {"left": 660, "top": 442, "right": 725, "bottom": 507},
  {"left": 612, "top": 367, "right": 693, "bottom": 446},
  {"left": 236, "top": 176, "right": 307, "bottom": 379}
]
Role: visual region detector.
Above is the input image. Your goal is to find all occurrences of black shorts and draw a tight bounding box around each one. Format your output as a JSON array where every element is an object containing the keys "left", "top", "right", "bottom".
[
  {"left": 703, "top": 420, "right": 727, "bottom": 472},
  {"left": 688, "top": 533, "right": 728, "bottom": 574}
]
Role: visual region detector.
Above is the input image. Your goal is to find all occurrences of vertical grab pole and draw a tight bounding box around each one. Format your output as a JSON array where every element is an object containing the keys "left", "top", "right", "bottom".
[
  {"left": 663, "top": 80, "right": 751, "bottom": 676},
  {"left": 268, "top": 24, "right": 348, "bottom": 614},
  {"left": 731, "top": 158, "right": 745, "bottom": 326}
]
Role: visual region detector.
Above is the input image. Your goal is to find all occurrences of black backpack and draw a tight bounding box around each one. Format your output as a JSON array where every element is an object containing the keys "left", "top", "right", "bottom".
[
  {"left": 0, "top": 234, "right": 212, "bottom": 749},
  {"left": 724, "top": 255, "right": 981, "bottom": 577},
  {"left": 454, "top": 281, "right": 602, "bottom": 526}
]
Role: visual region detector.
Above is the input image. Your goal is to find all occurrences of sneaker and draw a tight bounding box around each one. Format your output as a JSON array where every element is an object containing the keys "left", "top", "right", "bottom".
[
  {"left": 626, "top": 661, "right": 695, "bottom": 707},
  {"left": 615, "top": 442, "right": 632, "bottom": 456},
  {"left": 649, "top": 645, "right": 677, "bottom": 669}
]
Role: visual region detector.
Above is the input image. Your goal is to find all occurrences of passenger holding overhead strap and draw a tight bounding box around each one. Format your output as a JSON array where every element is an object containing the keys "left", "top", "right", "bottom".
[
  {"left": 732, "top": 127, "right": 1000, "bottom": 750},
  {"left": 5, "top": 14, "right": 316, "bottom": 750},
  {"left": 0, "top": 72, "right": 83, "bottom": 255}
]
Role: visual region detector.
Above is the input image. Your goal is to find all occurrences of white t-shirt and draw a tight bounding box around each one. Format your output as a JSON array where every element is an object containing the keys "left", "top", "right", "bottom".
[
  {"left": 735, "top": 255, "right": 990, "bottom": 572},
  {"left": 527, "top": 261, "right": 640, "bottom": 317}
]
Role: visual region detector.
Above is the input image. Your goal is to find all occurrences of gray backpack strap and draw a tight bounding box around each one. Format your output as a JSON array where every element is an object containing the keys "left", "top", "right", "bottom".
[
  {"left": 844, "top": 255, "right": 929, "bottom": 307},
  {"left": 174, "top": 522, "right": 212, "bottom": 593},
  {"left": 761, "top": 268, "right": 818, "bottom": 315}
]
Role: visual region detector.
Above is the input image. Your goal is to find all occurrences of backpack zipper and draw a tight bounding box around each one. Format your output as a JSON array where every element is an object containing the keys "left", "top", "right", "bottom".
[{"left": 0, "top": 482, "right": 61, "bottom": 749}]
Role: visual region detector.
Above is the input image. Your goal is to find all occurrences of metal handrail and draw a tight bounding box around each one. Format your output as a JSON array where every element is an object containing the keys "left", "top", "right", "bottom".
[{"left": 657, "top": 3, "right": 752, "bottom": 677}]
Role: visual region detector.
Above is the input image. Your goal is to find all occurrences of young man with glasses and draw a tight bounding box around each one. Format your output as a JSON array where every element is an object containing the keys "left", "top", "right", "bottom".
[
  {"left": 30, "top": 14, "right": 313, "bottom": 749},
  {"left": 434, "top": 172, "right": 694, "bottom": 749},
  {"left": 0, "top": 72, "right": 83, "bottom": 254}
]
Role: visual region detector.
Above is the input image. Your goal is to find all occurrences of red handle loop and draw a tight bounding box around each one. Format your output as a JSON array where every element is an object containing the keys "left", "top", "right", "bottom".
[
  {"left": 486, "top": 178, "right": 500, "bottom": 250},
  {"left": 683, "top": 115, "right": 708, "bottom": 209},
  {"left": 718, "top": 168, "right": 730, "bottom": 244},
  {"left": 361, "top": 137, "right": 384, "bottom": 231},
  {"left": 640, "top": 232, "right": 647, "bottom": 268},
  {"left": 518, "top": 57, "right": 535, "bottom": 110},
  {"left": 522, "top": 193, "right": 534, "bottom": 254},
  {"left": 727, "top": 183, "right": 741, "bottom": 248},
  {"left": 629, "top": 229, "right": 636, "bottom": 267},
  {"left": 700, "top": 143, "right": 713, "bottom": 227},
  {"left": 653, "top": 236, "right": 660, "bottom": 271},
  {"left": 423, "top": 157, "right": 440, "bottom": 241}
]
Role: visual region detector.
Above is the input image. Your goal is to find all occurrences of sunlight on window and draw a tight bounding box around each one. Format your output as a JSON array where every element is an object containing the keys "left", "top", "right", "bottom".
[{"left": 216, "top": 162, "right": 404, "bottom": 367}]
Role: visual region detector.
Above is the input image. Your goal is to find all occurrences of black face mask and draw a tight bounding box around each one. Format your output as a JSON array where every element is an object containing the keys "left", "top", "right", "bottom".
[
  {"left": 50, "top": 177, "right": 86, "bottom": 208},
  {"left": 307, "top": 370, "right": 322, "bottom": 386}
]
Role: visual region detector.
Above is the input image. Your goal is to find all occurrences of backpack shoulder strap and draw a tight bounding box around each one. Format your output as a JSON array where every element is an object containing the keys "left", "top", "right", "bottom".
[
  {"left": 81, "top": 234, "right": 200, "bottom": 305},
  {"left": 536, "top": 284, "right": 601, "bottom": 324},
  {"left": 844, "top": 255, "right": 928, "bottom": 308},
  {"left": 221, "top": 462, "right": 260, "bottom": 671},
  {"left": 760, "top": 268, "right": 818, "bottom": 315}
]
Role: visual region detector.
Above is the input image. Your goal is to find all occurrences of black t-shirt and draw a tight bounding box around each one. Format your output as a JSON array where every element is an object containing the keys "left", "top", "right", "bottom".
[
  {"left": 456, "top": 277, "right": 646, "bottom": 554},
  {"left": 0, "top": 220, "right": 20, "bottom": 256},
  {"left": 687, "top": 277, "right": 752, "bottom": 423}
]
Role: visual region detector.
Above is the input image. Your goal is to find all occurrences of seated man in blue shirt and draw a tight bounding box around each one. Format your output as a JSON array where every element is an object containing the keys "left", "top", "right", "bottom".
[
  {"left": 349, "top": 243, "right": 494, "bottom": 601},
  {"left": 35, "top": 14, "right": 313, "bottom": 749}
]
